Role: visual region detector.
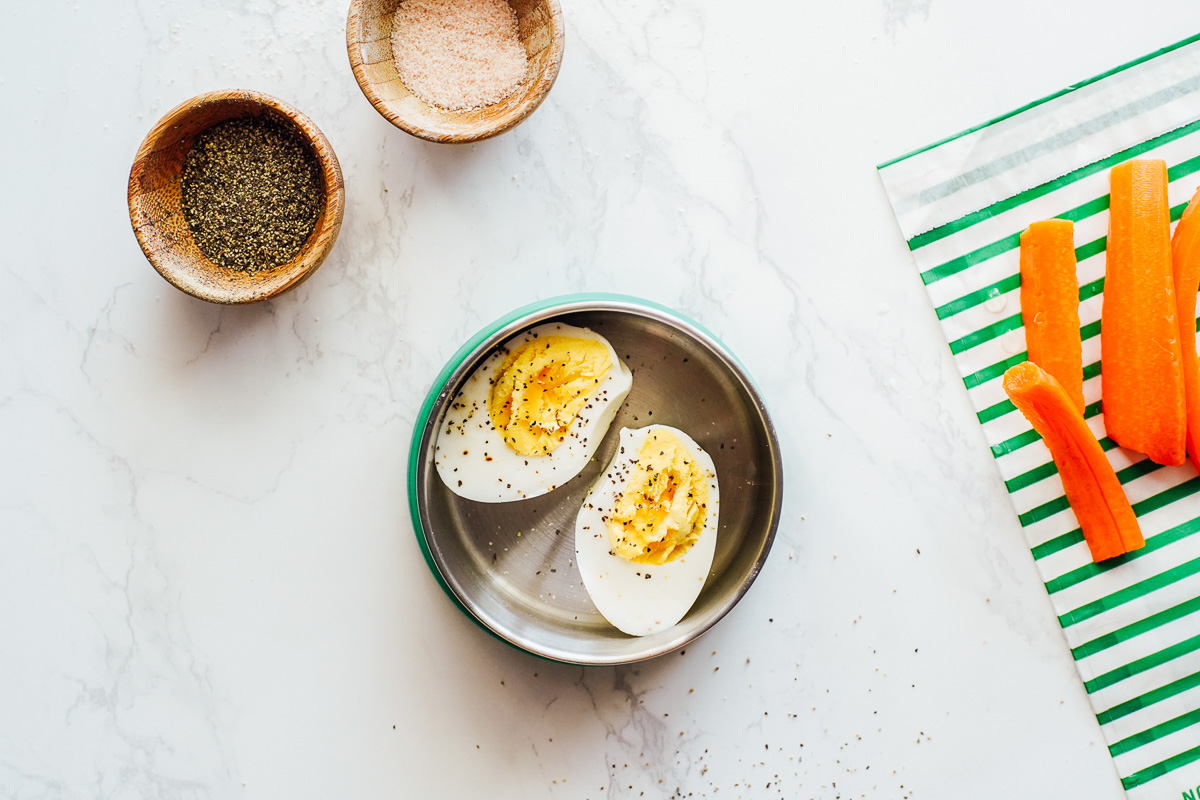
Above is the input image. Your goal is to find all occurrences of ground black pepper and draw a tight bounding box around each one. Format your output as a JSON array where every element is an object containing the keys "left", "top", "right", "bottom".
[{"left": 180, "top": 115, "right": 323, "bottom": 271}]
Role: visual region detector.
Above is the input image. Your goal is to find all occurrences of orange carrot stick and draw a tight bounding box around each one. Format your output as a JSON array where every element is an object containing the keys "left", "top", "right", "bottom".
[
  {"left": 1004, "top": 361, "right": 1144, "bottom": 562},
  {"left": 1172, "top": 185, "right": 1200, "bottom": 473},
  {"left": 1102, "top": 159, "right": 1186, "bottom": 466},
  {"left": 1020, "top": 219, "right": 1084, "bottom": 414}
]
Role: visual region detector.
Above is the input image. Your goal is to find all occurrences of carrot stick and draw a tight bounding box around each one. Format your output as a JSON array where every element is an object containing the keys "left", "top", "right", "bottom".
[
  {"left": 1004, "top": 361, "right": 1144, "bottom": 562},
  {"left": 1172, "top": 185, "right": 1200, "bottom": 473},
  {"left": 1102, "top": 159, "right": 1186, "bottom": 466},
  {"left": 1020, "top": 219, "right": 1084, "bottom": 414}
]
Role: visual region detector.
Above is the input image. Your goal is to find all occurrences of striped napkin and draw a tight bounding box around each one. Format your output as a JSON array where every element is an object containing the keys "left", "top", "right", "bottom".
[{"left": 878, "top": 34, "right": 1200, "bottom": 799}]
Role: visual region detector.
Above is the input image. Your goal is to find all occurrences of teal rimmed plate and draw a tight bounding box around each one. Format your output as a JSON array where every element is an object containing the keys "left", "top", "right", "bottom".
[{"left": 407, "top": 294, "right": 782, "bottom": 664}]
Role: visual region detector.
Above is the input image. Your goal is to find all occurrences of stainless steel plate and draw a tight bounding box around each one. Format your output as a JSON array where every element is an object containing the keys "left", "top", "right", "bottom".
[{"left": 408, "top": 295, "right": 783, "bottom": 664}]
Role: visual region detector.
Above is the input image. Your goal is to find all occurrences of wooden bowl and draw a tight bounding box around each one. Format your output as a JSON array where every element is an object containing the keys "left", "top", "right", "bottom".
[
  {"left": 127, "top": 89, "right": 345, "bottom": 304},
  {"left": 347, "top": 0, "right": 564, "bottom": 144}
]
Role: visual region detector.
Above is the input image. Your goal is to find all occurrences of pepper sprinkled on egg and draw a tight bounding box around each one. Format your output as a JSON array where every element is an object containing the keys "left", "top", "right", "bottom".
[
  {"left": 488, "top": 335, "right": 614, "bottom": 456},
  {"left": 434, "top": 323, "right": 633, "bottom": 503},
  {"left": 607, "top": 428, "right": 710, "bottom": 565},
  {"left": 575, "top": 425, "right": 720, "bottom": 636}
]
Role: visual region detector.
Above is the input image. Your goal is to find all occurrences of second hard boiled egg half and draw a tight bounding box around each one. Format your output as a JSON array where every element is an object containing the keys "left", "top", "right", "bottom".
[{"left": 575, "top": 425, "right": 720, "bottom": 636}]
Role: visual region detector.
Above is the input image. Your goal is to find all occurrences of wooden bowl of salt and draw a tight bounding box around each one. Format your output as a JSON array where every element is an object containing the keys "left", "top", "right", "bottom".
[{"left": 347, "top": 0, "right": 564, "bottom": 144}]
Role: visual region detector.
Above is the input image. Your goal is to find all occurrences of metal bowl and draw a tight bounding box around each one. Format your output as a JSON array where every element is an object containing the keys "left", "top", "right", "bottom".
[{"left": 408, "top": 294, "right": 783, "bottom": 664}]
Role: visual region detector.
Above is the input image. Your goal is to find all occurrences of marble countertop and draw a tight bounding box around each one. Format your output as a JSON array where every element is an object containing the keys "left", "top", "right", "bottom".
[{"left": 6, "top": 1, "right": 1200, "bottom": 798}]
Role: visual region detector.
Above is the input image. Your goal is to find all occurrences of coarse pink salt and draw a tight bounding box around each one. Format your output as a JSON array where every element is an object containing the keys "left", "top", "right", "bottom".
[{"left": 391, "top": 0, "right": 529, "bottom": 112}]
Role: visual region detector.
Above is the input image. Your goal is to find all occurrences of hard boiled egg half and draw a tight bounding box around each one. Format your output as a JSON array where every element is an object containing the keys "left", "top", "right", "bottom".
[
  {"left": 435, "top": 322, "right": 633, "bottom": 503},
  {"left": 575, "top": 425, "right": 720, "bottom": 636}
]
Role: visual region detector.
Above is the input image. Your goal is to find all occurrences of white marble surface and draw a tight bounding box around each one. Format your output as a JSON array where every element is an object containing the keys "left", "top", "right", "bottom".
[{"left": 6, "top": 1, "right": 1200, "bottom": 798}]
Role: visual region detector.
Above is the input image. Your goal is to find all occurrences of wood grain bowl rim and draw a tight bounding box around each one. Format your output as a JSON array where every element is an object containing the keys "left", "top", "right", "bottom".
[
  {"left": 346, "top": 0, "right": 565, "bottom": 144},
  {"left": 127, "top": 89, "right": 346, "bottom": 304}
]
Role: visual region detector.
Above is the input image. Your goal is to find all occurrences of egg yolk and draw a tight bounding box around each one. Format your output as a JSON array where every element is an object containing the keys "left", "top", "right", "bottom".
[
  {"left": 608, "top": 430, "right": 710, "bottom": 565},
  {"left": 488, "top": 336, "right": 613, "bottom": 456}
]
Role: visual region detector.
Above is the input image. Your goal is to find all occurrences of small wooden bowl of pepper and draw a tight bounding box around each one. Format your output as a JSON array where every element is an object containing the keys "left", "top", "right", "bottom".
[
  {"left": 128, "top": 89, "right": 345, "bottom": 304},
  {"left": 346, "top": 0, "right": 564, "bottom": 144}
]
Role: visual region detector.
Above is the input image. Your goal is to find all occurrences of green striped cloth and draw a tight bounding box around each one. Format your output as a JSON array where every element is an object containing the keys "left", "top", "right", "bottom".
[{"left": 879, "top": 34, "right": 1200, "bottom": 799}]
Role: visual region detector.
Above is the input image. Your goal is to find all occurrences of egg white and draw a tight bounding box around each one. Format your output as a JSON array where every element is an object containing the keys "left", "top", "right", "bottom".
[
  {"left": 575, "top": 425, "right": 720, "bottom": 636},
  {"left": 434, "top": 322, "right": 633, "bottom": 503}
]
